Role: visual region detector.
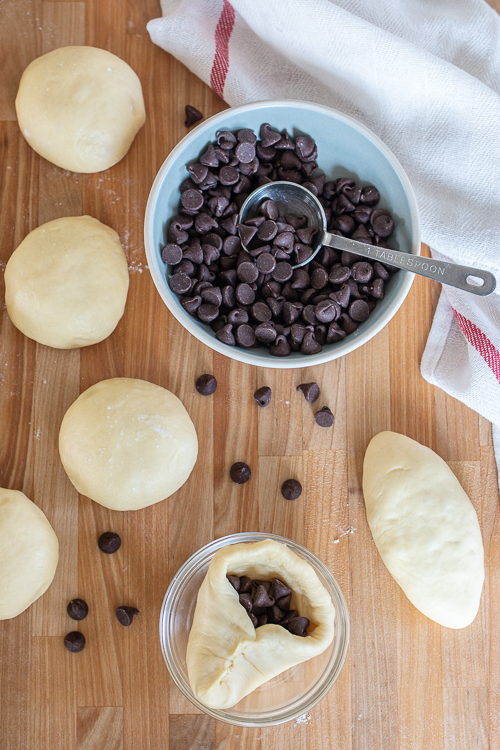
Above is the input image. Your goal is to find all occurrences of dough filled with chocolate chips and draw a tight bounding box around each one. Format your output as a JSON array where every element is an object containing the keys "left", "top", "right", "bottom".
[{"left": 186, "top": 539, "right": 335, "bottom": 709}]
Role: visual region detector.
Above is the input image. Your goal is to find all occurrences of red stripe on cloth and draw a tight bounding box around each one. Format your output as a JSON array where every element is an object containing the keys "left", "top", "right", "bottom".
[
  {"left": 452, "top": 308, "right": 500, "bottom": 384},
  {"left": 210, "top": 0, "right": 235, "bottom": 99}
]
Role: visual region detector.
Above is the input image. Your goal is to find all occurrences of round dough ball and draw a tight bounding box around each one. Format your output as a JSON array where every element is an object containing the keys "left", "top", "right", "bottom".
[
  {"left": 0, "top": 488, "right": 59, "bottom": 620},
  {"left": 5, "top": 216, "right": 129, "bottom": 349},
  {"left": 15, "top": 46, "right": 146, "bottom": 173},
  {"left": 59, "top": 378, "right": 198, "bottom": 511}
]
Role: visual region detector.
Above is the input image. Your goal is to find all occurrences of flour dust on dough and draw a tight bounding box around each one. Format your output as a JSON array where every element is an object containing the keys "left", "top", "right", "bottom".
[
  {"left": 0, "top": 488, "right": 59, "bottom": 620},
  {"left": 59, "top": 378, "right": 198, "bottom": 511},
  {"left": 187, "top": 539, "right": 335, "bottom": 709},
  {"left": 15, "top": 46, "right": 145, "bottom": 173},
  {"left": 363, "top": 431, "right": 484, "bottom": 629},
  {"left": 5, "top": 216, "right": 129, "bottom": 349}
]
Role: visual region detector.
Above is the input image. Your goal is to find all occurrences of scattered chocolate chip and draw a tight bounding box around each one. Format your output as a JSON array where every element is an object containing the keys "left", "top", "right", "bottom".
[
  {"left": 98, "top": 531, "right": 121, "bottom": 554},
  {"left": 64, "top": 631, "right": 86, "bottom": 652},
  {"left": 281, "top": 479, "right": 302, "bottom": 500},
  {"left": 254, "top": 386, "right": 272, "bottom": 407},
  {"left": 67, "top": 599, "right": 88, "bottom": 621},
  {"left": 315, "top": 406, "right": 335, "bottom": 428},
  {"left": 184, "top": 105, "right": 203, "bottom": 127},
  {"left": 297, "top": 382, "right": 320, "bottom": 403},
  {"left": 116, "top": 606, "right": 140, "bottom": 627},
  {"left": 230, "top": 462, "right": 251, "bottom": 484},
  {"left": 196, "top": 373, "right": 217, "bottom": 395}
]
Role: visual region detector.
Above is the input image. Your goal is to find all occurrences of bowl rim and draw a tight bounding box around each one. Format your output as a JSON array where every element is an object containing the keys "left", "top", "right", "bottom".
[
  {"left": 145, "top": 99, "right": 421, "bottom": 369},
  {"left": 159, "top": 531, "right": 350, "bottom": 727}
]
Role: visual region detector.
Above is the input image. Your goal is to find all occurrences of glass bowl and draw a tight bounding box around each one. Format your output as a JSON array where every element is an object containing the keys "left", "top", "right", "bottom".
[{"left": 159, "top": 532, "right": 349, "bottom": 727}]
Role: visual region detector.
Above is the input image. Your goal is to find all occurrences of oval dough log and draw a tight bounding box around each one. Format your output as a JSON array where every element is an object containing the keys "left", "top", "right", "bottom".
[
  {"left": 187, "top": 539, "right": 336, "bottom": 709},
  {"left": 5, "top": 216, "right": 129, "bottom": 349},
  {"left": 59, "top": 378, "right": 198, "bottom": 511},
  {"left": 0, "top": 488, "right": 59, "bottom": 620},
  {"left": 15, "top": 46, "right": 145, "bottom": 173},
  {"left": 363, "top": 431, "right": 484, "bottom": 629}
]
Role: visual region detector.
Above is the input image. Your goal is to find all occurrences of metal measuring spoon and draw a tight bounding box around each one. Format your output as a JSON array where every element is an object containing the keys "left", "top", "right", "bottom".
[{"left": 238, "top": 182, "right": 496, "bottom": 296}]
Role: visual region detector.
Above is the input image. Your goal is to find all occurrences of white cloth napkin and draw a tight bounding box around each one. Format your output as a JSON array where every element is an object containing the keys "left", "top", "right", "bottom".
[{"left": 148, "top": 0, "right": 500, "bottom": 476}]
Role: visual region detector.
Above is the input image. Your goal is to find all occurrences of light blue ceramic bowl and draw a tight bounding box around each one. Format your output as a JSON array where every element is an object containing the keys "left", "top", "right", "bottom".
[{"left": 144, "top": 100, "right": 421, "bottom": 368}]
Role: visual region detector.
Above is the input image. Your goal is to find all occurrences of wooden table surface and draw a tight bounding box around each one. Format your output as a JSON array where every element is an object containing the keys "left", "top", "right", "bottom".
[{"left": 1, "top": 2, "right": 499, "bottom": 749}]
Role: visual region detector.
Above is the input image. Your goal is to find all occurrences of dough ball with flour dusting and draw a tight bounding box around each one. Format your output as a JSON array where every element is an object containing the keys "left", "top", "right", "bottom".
[
  {"left": 16, "top": 46, "right": 145, "bottom": 173},
  {"left": 5, "top": 216, "right": 129, "bottom": 349},
  {"left": 59, "top": 378, "right": 198, "bottom": 511},
  {"left": 0, "top": 488, "right": 59, "bottom": 620},
  {"left": 363, "top": 431, "right": 484, "bottom": 629}
]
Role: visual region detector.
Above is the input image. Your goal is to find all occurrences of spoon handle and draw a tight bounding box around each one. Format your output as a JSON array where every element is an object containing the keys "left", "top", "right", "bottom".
[{"left": 322, "top": 231, "right": 496, "bottom": 296}]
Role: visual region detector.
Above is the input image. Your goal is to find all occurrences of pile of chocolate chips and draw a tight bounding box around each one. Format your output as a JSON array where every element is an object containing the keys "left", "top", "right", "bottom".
[
  {"left": 164, "top": 123, "right": 398, "bottom": 356},
  {"left": 227, "top": 574, "right": 310, "bottom": 637}
]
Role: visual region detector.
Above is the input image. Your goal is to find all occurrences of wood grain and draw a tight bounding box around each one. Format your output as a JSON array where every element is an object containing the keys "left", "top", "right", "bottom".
[{"left": 0, "top": 1, "right": 499, "bottom": 749}]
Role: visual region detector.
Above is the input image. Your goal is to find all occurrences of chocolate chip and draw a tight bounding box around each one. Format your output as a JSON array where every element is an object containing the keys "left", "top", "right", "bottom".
[
  {"left": 116, "top": 606, "right": 140, "bottom": 627},
  {"left": 185, "top": 105, "right": 203, "bottom": 127},
  {"left": 235, "top": 283, "right": 255, "bottom": 305},
  {"left": 196, "top": 373, "right": 217, "bottom": 395},
  {"left": 268, "top": 605, "right": 284, "bottom": 623},
  {"left": 255, "top": 322, "right": 277, "bottom": 343},
  {"left": 216, "top": 324, "right": 236, "bottom": 346},
  {"left": 235, "top": 324, "right": 256, "bottom": 348},
  {"left": 272, "top": 262, "right": 293, "bottom": 283},
  {"left": 169, "top": 273, "right": 192, "bottom": 294},
  {"left": 230, "top": 462, "right": 251, "bottom": 484},
  {"left": 257, "top": 219, "right": 278, "bottom": 242},
  {"left": 315, "top": 406, "right": 335, "bottom": 427},
  {"left": 256, "top": 253, "right": 276, "bottom": 274},
  {"left": 253, "top": 585, "right": 275, "bottom": 608},
  {"left": 360, "top": 185, "right": 380, "bottom": 206},
  {"left": 98, "top": 531, "right": 121, "bottom": 554},
  {"left": 180, "top": 189, "right": 204, "bottom": 214},
  {"left": 254, "top": 386, "right": 272, "bottom": 407},
  {"left": 329, "top": 265, "right": 351, "bottom": 284},
  {"left": 339, "top": 313, "right": 358, "bottom": 335},
  {"left": 279, "top": 610, "right": 298, "bottom": 627},
  {"left": 351, "top": 262, "right": 374, "bottom": 283},
  {"left": 228, "top": 308, "right": 249, "bottom": 326},
  {"left": 272, "top": 578, "right": 291, "bottom": 600},
  {"left": 239, "top": 575, "right": 252, "bottom": 593},
  {"left": 260, "top": 123, "right": 282, "bottom": 147},
  {"left": 249, "top": 613, "right": 258, "bottom": 627},
  {"left": 286, "top": 616, "right": 310, "bottom": 637},
  {"left": 239, "top": 593, "right": 253, "bottom": 613},
  {"left": 252, "top": 301, "right": 272, "bottom": 322},
  {"left": 64, "top": 632, "right": 86, "bottom": 652},
  {"left": 270, "top": 334, "right": 291, "bottom": 357},
  {"left": 301, "top": 331, "right": 322, "bottom": 354},
  {"left": 297, "top": 382, "right": 320, "bottom": 403},
  {"left": 237, "top": 261, "right": 259, "bottom": 284},
  {"left": 349, "top": 299, "right": 370, "bottom": 321},
  {"left": 227, "top": 575, "right": 240, "bottom": 591},
  {"left": 219, "top": 166, "right": 239, "bottom": 185},
  {"left": 281, "top": 479, "right": 302, "bottom": 500},
  {"left": 162, "top": 244, "right": 183, "bottom": 265},
  {"left": 315, "top": 299, "right": 339, "bottom": 323},
  {"left": 67, "top": 599, "right": 88, "bottom": 621},
  {"left": 197, "top": 303, "right": 220, "bottom": 323},
  {"left": 235, "top": 141, "right": 256, "bottom": 163},
  {"left": 370, "top": 209, "right": 394, "bottom": 237},
  {"left": 276, "top": 593, "right": 292, "bottom": 611}
]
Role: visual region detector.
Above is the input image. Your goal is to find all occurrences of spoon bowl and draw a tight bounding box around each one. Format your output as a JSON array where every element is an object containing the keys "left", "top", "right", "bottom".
[{"left": 239, "top": 181, "right": 496, "bottom": 295}]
